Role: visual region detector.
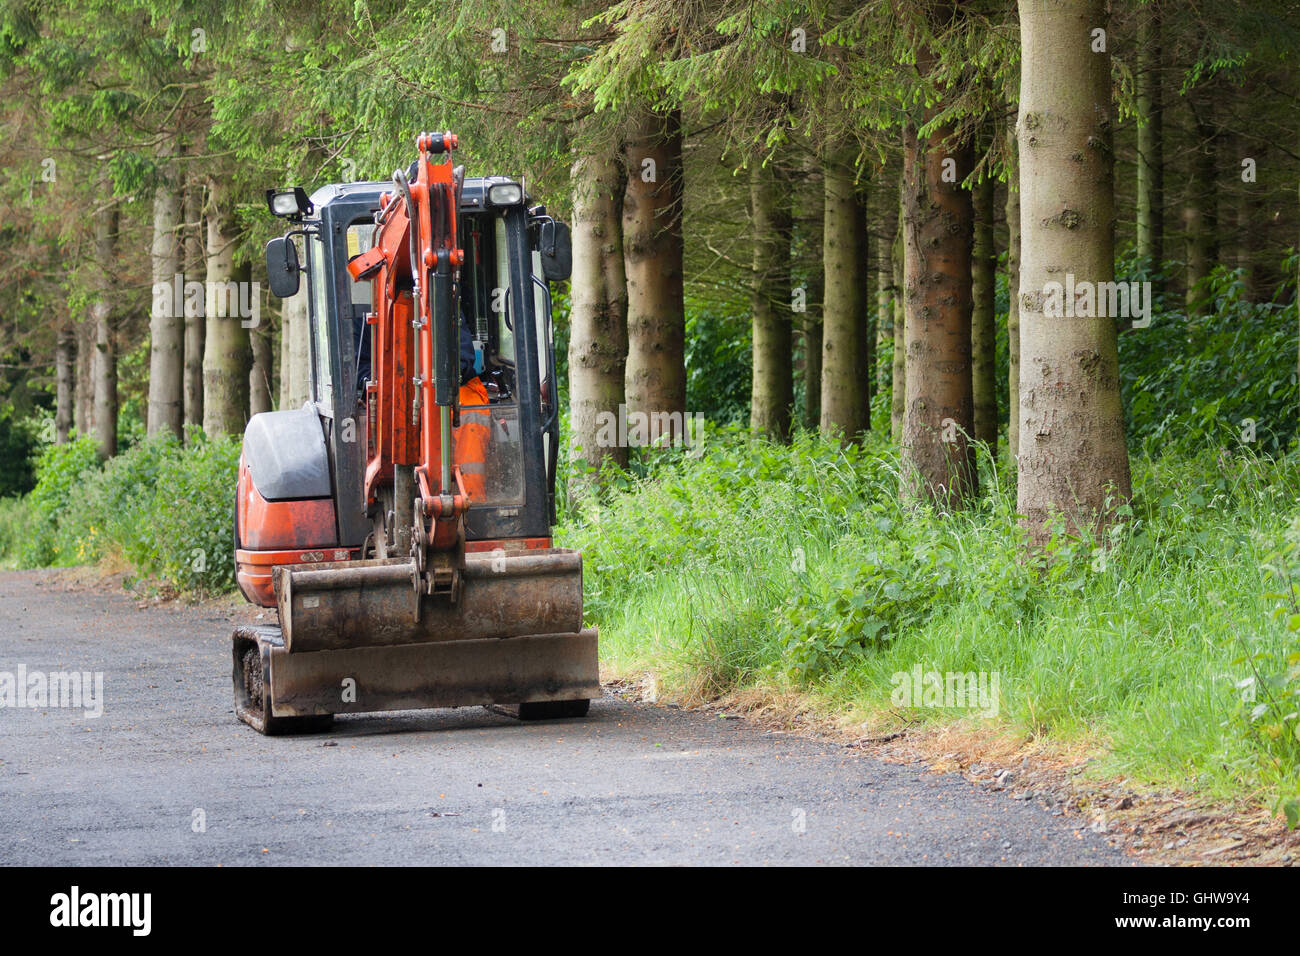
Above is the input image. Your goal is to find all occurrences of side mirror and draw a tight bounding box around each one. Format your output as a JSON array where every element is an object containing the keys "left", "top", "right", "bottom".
[
  {"left": 265, "top": 237, "right": 300, "bottom": 299},
  {"left": 538, "top": 220, "right": 572, "bottom": 282}
]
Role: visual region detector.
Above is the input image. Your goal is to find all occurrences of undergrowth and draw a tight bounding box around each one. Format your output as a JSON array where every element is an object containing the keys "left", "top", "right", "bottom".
[
  {"left": 1, "top": 430, "right": 239, "bottom": 594},
  {"left": 558, "top": 428, "right": 1300, "bottom": 815}
]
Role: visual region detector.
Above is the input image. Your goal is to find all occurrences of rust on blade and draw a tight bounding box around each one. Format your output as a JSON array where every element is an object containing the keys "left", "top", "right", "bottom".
[{"left": 274, "top": 547, "right": 584, "bottom": 653}]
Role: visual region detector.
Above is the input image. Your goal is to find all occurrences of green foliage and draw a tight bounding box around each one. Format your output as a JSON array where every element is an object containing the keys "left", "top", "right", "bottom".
[
  {"left": 778, "top": 505, "right": 1036, "bottom": 680},
  {"left": 25, "top": 434, "right": 101, "bottom": 565},
  {"left": 551, "top": 285, "right": 571, "bottom": 410},
  {"left": 685, "top": 303, "right": 751, "bottom": 426},
  {"left": 1120, "top": 258, "right": 1298, "bottom": 456},
  {"left": 564, "top": 428, "right": 886, "bottom": 619},
  {"left": 0, "top": 496, "right": 34, "bottom": 569},
  {"left": 779, "top": 537, "right": 961, "bottom": 678},
  {"left": 0, "top": 407, "right": 40, "bottom": 496},
  {"left": 61, "top": 433, "right": 183, "bottom": 570},
  {"left": 4, "top": 433, "right": 240, "bottom": 594},
  {"left": 107, "top": 149, "right": 157, "bottom": 194},
  {"left": 145, "top": 435, "right": 241, "bottom": 593}
]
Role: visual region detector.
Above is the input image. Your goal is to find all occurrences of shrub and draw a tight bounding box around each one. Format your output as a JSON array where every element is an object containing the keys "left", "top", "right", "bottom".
[
  {"left": 145, "top": 435, "right": 240, "bottom": 593},
  {"left": 60, "top": 433, "right": 182, "bottom": 568},
  {"left": 8, "top": 432, "right": 240, "bottom": 594},
  {"left": 24, "top": 434, "right": 101, "bottom": 566},
  {"left": 1119, "top": 261, "right": 1298, "bottom": 456}
]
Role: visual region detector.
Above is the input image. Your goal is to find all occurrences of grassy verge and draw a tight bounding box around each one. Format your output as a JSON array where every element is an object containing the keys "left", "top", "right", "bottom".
[{"left": 558, "top": 429, "right": 1300, "bottom": 818}]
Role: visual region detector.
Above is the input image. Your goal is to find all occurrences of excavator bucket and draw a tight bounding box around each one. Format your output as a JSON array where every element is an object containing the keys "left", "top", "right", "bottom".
[{"left": 232, "top": 549, "right": 598, "bottom": 734}]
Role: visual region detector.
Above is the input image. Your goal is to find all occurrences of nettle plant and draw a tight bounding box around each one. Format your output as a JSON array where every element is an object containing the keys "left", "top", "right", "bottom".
[
  {"left": 776, "top": 534, "right": 965, "bottom": 679},
  {"left": 776, "top": 502, "right": 1036, "bottom": 681},
  {"left": 1120, "top": 258, "right": 1299, "bottom": 457}
]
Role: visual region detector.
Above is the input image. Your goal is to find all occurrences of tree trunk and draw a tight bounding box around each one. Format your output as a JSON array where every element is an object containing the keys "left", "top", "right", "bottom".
[
  {"left": 801, "top": 318, "right": 822, "bottom": 430},
  {"left": 202, "top": 180, "right": 251, "bottom": 438},
  {"left": 890, "top": 195, "right": 905, "bottom": 443},
  {"left": 568, "top": 142, "right": 629, "bottom": 473},
  {"left": 971, "top": 171, "right": 998, "bottom": 452},
  {"left": 91, "top": 170, "right": 119, "bottom": 460},
  {"left": 801, "top": 167, "right": 824, "bottom": 431},
  {"left": 1136, "top": 4, "right": 1163, "bottom": 275},
  {"left": 875, "top": 185, "right": 897, "bottom": 404},
  {"left": 820, "top": 144, "right": 865, "bottom": 441},
  {"left": 855, "top": 184, "right": 874, "bottom": 431},
  {"left": 750, "top": 162, "right": 793, "bottom": 441},
  {"left": 250, "top": 315, "right": 273, "bottom": 416},
  {"left": 1184, "top": 103, "right": 1217, "bottom": 316},
  {"left": 74, "top": 319, "right": 92, "bottom": 436},
  {"left": 1006, "top": 128, "right": 1022, "bottom": 463},
  {"left": 901, "top": 108, "right": 976, "bottom": 507},
  {"left": 55, "top": 322, "right": 75, "bottom": 443},
  {"left": 623, "top": 107, "right": 686, "bottom": 443},
  {"left": 147, "top": 137, "right": 185, "bottom": 440},
  {"left": 1235, "top": 133, "right": 1261, "bottom": 302},
  {"left": 183, "top": 176, "right": 205, "bottom": 436},
  {"left": 1016, "top": 0, "right": 1131, "bottom": 545}
]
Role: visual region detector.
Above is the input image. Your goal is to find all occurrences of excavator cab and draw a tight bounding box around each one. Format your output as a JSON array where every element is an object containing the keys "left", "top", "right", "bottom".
[
  {"left": 232, "top": 135, "right": 595, "bottom": 735},
  {"left": 265, "top": 176, "right": 560, "bottom": 546}
]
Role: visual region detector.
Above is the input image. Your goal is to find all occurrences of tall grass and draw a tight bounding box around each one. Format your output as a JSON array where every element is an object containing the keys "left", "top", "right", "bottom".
[{"left": 0, "top": 496, "right": 33, "bottom": 570}]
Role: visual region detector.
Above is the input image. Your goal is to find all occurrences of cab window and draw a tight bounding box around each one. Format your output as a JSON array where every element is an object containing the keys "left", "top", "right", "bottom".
[{"left": 307, "top": 233, "right": 333, "bottom": 410}]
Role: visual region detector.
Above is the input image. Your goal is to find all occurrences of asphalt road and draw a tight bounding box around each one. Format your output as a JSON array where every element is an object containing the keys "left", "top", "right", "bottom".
[{"left": 0, "top": 569, "right": 1127, "bottom": 866}]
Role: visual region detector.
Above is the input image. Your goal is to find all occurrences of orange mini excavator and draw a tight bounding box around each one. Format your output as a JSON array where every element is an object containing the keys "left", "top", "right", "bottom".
[{"left": 230, "top": 132, "right": 596, "bottom": 734}]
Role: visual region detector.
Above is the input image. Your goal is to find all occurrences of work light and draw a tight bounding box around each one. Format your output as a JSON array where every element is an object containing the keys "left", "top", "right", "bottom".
[
  {"left": 265, "top": 187, "right": 313, "bottom": 219},
  {"left": 487, "top": 182, "right": 523, "bottom": 206}
]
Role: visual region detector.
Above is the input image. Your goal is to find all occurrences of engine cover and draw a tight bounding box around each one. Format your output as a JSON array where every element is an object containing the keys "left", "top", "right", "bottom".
[{"left": 235, "top": 408, "right": 344, "bottom": 607}]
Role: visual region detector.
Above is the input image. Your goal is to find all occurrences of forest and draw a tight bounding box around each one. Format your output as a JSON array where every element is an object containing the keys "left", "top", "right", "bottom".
[{"left": 2, "top": 0, "right": 1300, "bottom": 825}]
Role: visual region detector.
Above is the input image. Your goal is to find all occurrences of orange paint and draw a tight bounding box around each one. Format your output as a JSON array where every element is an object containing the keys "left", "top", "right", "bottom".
[{"left": 464, "top": 537, "right": 553, "bottom": 554}]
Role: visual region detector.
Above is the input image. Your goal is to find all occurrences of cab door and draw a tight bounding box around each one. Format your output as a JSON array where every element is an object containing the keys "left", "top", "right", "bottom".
[{"left": 458, "top": 207, "right": 553, "bottom": 541}]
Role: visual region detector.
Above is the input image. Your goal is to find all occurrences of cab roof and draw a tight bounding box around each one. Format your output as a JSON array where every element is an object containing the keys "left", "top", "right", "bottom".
[{"left": 308, "top": 175, "right": 528, "bottom": 216}]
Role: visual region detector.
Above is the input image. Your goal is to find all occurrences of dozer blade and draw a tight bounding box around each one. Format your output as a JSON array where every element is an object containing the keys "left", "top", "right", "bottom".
[
  {"left": 234, "top": 625, "right": 599, "bottom": 721},
  {"left": 274, "top": 547, "right": 584, "bottom": 653}
]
